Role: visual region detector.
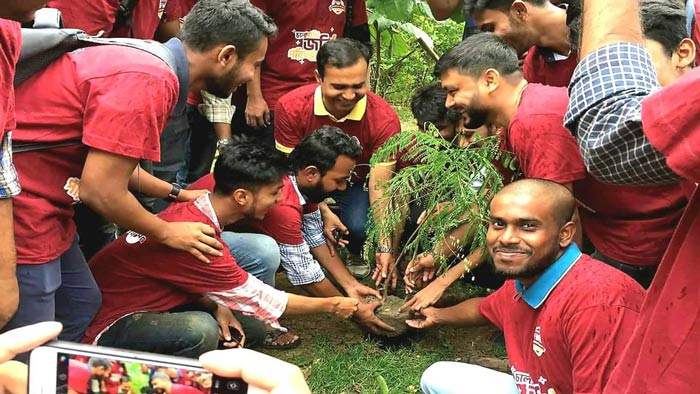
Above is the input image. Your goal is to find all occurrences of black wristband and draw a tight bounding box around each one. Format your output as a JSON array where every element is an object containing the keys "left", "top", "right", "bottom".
[{"left": 167, "top": 183, "right": 181, "bottom": 202}]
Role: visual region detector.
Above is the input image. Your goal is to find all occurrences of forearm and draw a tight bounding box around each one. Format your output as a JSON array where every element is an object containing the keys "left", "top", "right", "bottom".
[
  {"left": 433, "top": 222, "right": 474, "bottom": 258},
  {"left": 368, "top": 164, "right": 396, "bottom": 247},
  {"left": 311, "top": 245, "right": 355, "bottom": 289},
  {"left": 0, "top": 199, "right": 18, "bottom": 328},
  {"left": 213, "top": 123, "right": 232, "bottom": 140},
  {"left": 427, "top": 0, "right": 462, "bottom": 20},
  {"left": 435, "top": 250, "right": 486, "bottom": 289},
  {"left": 246, "top": 68, "right": 264, "bottom": 100},
  {"left": 128, "top": 165, "right": 174, "bottom": 200},
  {"left": 284, "top": 293, "right": 336, "bottom": 315},
  {"left": 432, "top": 297, "right": 489, "bottom": 326},
  {"left": 197, "top": 295, "right": 218, "bottom": 315},
  {"left": 580, "top": 0, "right": 642, "bottom": 57},
  {"left": 298, "top": 278, "right": 344, "bottom": 298}
]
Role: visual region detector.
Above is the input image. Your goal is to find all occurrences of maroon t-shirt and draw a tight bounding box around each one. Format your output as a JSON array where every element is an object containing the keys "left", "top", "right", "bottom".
[
  {"left": 507, "top": 84, "right": 686, "bottom": 266},
  {"left": 602, "top": 67, "right": 700, "bottom": 393},
  {"left": 83, "top": 199, "right": 249, "bottom": 344},
  {"left": 0, "top": 20, "right": 21, "bottom": 140},
  {"left": 522, "top": 47, "right": 578, "bottom": 87},
  {"left": 480, "top": 253, "right": 644, "bottom": 394}
]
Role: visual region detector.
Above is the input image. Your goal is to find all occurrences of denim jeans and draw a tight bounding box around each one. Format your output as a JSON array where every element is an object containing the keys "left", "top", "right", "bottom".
[
  {"left": 4, "top": 237, "right": 102, "bottom": 350},
  {"left": 330, "top": 182, "right": 369, "bottom": 255},
  {"left": 221, "top": 232, "right": 280, "bottom": 286}
]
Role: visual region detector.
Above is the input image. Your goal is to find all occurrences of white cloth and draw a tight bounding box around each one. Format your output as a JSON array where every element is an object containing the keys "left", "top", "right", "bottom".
[{"left": 420, "top": 362, "right": 519, "bottom": 394}]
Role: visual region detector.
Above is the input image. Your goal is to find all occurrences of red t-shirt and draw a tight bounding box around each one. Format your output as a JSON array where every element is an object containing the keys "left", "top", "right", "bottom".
[
  {"left": 692, "top": 0, "right": 700, "bottom": 67},
  {"left": 522, "top": 47, "right": 578, "bottom": 87},
  {"left": 480, "top": 254, "right": 644, "bottom": 394},
  {"left": 0, "top": 20, "right": 21, "bottom": 140},
  {"left": 508, "top": 84, "right": 686, "bottom": 266},
  {"left": 83, "top": 199, "right": 249, "bottom": 344},
  {"left": 602, "top": 67, "right": 700, "bottom": 393},
  {"left": 250, "top": 0, "right": 368, "bottom": 109},
  {"left": 274, "top": 84, "right": 400, "bottom": 182},
  {"left": 47, "top": 0, "right": 182, "bottom": 39},
  {"left": 12, "top": 46, "right": 178, "bottom": 264}
]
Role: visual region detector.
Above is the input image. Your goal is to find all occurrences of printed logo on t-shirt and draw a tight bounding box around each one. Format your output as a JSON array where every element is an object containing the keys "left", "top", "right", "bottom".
[
  {"left": 125, "top": 231, "right": 146, "bottom": 245},
  {"left": 532, "top": 325, "right": 546, "bottom": 357},
  {"left": 63, "top": 177, "right": 81, "bottom": 204},
  {"left": 288, "top": 29, "right": 337, "bottom": 64},
  {"left": 511, "top": 367, "right": 554, "bottom": 394},
  {"left": 329, "top": 0, "right": 346, "bottom": 15}
]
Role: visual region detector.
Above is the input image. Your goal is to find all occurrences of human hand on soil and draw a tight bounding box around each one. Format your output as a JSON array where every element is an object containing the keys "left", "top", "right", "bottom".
[
  {"left": 159, "top": 222, "right": 223, "bottom": 263},
  {"left": 214, "top": 304, "right": 245, "bottom": 348},
  {"left": 400, "top": 279, "right": 447, "bottom": 313},
  {"left": 344, "top": 282, "right": 381, "bottom": 300},
  {"left": 404, "top": 253, "right": 437, "bottom": 293},
  {"left": 330, "top": 297, "right": 359, "bottom": 319},
  {"left": 352, "top": 301, "right": 396, "bottom": 334},
  {"left": 372, "top": 253, "right": 398, "bottom": 289},
  {"left": 321, "top": 208, "right": 349, "bottom": 257},
  {"left": 176, "top": 188, "right": 208, "bottom": 203},
  {"left": 405, "top": 307, "right": 439, "bottom": 329}
]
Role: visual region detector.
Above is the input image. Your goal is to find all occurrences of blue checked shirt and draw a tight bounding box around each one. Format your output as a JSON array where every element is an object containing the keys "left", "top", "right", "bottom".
[
  {"left": 564, "top": 42, "right": 682, "bottom": 185},
  {"left": 0, "top": 131, "right": 21, "bottom": 198}
]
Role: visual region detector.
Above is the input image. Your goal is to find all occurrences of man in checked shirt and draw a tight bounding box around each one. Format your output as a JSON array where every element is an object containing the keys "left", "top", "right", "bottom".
[{"left": 565, "top": 0, "right": 700, "bottom": 392}]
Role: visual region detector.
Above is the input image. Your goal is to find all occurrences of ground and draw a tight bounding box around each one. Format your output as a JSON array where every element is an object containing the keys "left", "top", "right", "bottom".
[{"left": 261, "top": 273, "right": 508, "bottom": 394}]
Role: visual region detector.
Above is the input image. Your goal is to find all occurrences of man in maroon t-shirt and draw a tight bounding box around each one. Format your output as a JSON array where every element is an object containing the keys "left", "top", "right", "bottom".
[
  {"left": 275, "top": 38, "right": 401, "bottom": 280},
  {"left": 3, "top": 0, "right": 277, "bottom": 343},
  {"left": 434, "top": 33, "right": 687, "bottom": 287},
  {"left": 462, "top": 0, "right": 577, "bottom": 87},
  {"left": 411, "top": 179, "right": 644, "bottom": 394},
  {"left": 0, "top": 0, "right": 55, "bottom": 330}
]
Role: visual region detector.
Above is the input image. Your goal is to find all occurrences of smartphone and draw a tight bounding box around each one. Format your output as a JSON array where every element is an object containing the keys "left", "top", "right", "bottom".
[{"left": 29, "top": 341, "right": 247, "bottom": 394}]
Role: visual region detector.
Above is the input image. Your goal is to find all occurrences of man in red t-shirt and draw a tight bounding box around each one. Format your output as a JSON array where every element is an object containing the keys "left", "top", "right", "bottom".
[
  {"left": 3, "top": 0, "right": 277, "bottom": 343},
  {"left": 275, "top": 38, "right": 401, "bottom": 279},
  {"left": 462, "top": 0, "right": 577, "bottom": 87},
  {"left": 410, "top": 179, "right": 645, "bottom": 394},
  {"left": 228, "top": 0, "right": 370, "bottom": 148},
  {"left": 84, "top": 143, "right": 358, "bottom": 357},
  {"left": 434, "top": 33, "right": 687, "bottom": 287},
  {"left": 0, "top": 1, "right": 54, "bottom": 330}
]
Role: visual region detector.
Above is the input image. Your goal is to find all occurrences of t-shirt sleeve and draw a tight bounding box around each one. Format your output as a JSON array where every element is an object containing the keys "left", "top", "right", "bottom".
[
  {"left": 641, "top": 72, "right": 700, "bottom": 183},
  {"left": 478, "top": 285, "right": 512, "bottom": 331},
  {"left": 370, "top": 107, "right": 401, "bottom": 155},
  {"left": 564, "top": 303, "right": 641, "bottom": 394},
  {"left": 47, "top": 0, "right": 117, "bottom": 36},
  {"left": 509, "top": 115, "right": 586, "bottom": 184},
  {"left": 352, "top": 0, "right": 369, "bottom": 26},
  {"left": 273, "top": 99, "right": 303, "bottom": 154},
  {"left": 264, "top": 205, "right": 304, "bottom": 245},
  {"left": 80, "top": 72, "right": 177, "bottom": 162}
]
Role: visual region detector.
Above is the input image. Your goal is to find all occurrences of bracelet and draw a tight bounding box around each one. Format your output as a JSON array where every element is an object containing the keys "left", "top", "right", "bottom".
[
  {"left": 167, "top": 183, "right": 182, "bottom": 202},
  {"left": 216, "top": 138, "right": 232, "bottom": 149},
  {"left": 376, "top": 246, "right": 393, "bottom": 254}
]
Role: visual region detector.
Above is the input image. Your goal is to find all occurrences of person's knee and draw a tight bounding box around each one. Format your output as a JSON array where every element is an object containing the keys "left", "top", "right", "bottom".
[
  {"left": 176, "top": 312, "right": 220, "bottom": 357},
  {"left": 256, "top": 236, "right": 281, "bottom": 275},
  {"left": 420, "top": 362, "right": 454, "bottom": 394}
]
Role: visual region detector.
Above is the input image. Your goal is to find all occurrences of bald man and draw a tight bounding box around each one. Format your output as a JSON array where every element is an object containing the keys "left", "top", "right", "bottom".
[{"left": 410, "top": 179, "right": 645, "bottom": 394}]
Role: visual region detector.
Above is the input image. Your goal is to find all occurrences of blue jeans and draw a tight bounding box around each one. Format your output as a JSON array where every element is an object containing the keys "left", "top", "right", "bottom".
[
  {"left": 4, "top": 237, "right": 101, "bottom": 344},
  {"left": 221, "top": 232, "right": 280, "bottom": 286},
  {"left": 330, "top": 183, "right": 369, "bottom": 254}
]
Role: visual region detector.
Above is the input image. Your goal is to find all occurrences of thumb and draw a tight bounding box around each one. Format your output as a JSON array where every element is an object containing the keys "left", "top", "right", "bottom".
[{"left": 221, "top": 324, "right": 232, "bottom": 341}]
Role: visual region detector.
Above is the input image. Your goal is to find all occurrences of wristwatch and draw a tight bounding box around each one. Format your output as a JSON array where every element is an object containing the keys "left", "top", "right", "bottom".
[
  {"left": 167, "top": 183, "right": 182, "bottom": 202},
  {"left": 376, "top": 246, "right": 393, "bottom": 254},
  {"left": 217, "top": 138, "right": 233, "bottom": 149}
]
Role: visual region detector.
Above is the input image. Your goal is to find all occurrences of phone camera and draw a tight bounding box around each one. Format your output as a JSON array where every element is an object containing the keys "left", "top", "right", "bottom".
[
  {"left": 214, "top": 377, "right": 247, "bottom": 394},
  {"left": 226, "top": 381, "right": 240, "bottom": 391}
]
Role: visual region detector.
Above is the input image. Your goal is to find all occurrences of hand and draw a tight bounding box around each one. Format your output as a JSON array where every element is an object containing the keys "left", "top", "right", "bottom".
[
  {"left": 200, "top": 349, "right": 311, "bottom": 394},
  {"left": 245, "top": 96, "right": 270, "bottom": 129},
  {"left": 400, "top": 279, "right": 447, "bottom": 313},
  {"left": 321, "top": 208, "right": 349, "bottom": 257},
  {"left": 405, "top": 307, "right": 439, "bottom": 329},
  {"left": 372, "top": 252, "right": 397, "bottom": 289},
  {"left": 330, "top": 297, "right": 359, "bottom": 319},
  {"left": 404, "top": 253, "right": 437, "bottom": 293},
  {"left": 176, "top": 189, "right": 208, "bottom": 203},
  {"left": 352, "top": 301, "right": 396, "bottom": 334},
  {"left": 344, "top": 282, "right": 381, "bottom": 300},
  {"left": 214, "top": 304, "right": 245, "bottom": 348},
  {"left": 159, "top": 222, "right": 223, "bottom": 264},
  {"left": 0, "top": 321, "right": 63, "bottom": 394}
]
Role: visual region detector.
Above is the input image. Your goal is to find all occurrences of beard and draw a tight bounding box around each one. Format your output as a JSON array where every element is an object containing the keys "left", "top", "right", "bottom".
[
  {"left": 299, "top": 182, "right": 331, "bottom": 203},
  {"left": 464, "top": 108, "right": 489, "bottom": 129},
  {"left": 204, "top": 65, "right": 241, "bottom": 98},
  {"left": 492, "top": 241, "right": 560, "bottom": 281}
]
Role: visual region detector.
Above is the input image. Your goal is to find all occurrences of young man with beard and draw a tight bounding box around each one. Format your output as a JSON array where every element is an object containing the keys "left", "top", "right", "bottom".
[
  {"left": 190, "top": 127, "right": 395, "bottom": 335},
  {"left": 83, "top": 142, "right": 359, "bottom": 358},
  {"left": 434, "top": 33, "right": 687, "bottom": 288},
  {"left": 5, "top": 0, "right": 276, "bottom": 342},
  {"left": 0, "top": 0, "right": 51, "bottom": 330},
  {"left": 463, "top": 0, "right": 577, "bottom": 87},
  {"left": 411, "top": 179, "right": 645, "bottom": 394}
]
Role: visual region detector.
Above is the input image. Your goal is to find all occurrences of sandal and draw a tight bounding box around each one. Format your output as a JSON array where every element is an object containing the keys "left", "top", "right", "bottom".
[{"left": 263, "top": 330, "right": 301, "bottom": 350}]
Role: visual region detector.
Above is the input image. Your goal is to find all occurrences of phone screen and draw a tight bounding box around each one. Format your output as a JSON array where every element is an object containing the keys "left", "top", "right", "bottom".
[{"left": 55, "top": 352, "right": 245, "bottom": 394}]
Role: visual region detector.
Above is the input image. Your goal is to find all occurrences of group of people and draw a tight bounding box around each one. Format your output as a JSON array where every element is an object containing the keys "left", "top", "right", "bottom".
[{"left": 0, "top": 0, "right": 698, "bottom": 393}]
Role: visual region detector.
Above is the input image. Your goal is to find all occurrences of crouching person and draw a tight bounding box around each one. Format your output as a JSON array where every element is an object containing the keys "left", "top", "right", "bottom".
[{"left": 82, "top": 142, "right": 358, "bottom": 358}]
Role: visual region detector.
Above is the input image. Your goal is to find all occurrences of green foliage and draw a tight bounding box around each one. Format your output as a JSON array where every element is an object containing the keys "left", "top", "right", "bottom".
[{"left": 363, "top": 126, "right": 513, "bottom": 282}]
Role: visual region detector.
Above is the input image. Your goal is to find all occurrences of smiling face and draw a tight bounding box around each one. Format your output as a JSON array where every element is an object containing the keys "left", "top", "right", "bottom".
[
  {"left": 246, "top": 180, "right": 284, "bottom": 220},
  {"left": 475, "top": 8, "right": 534, "bottom": 55},
  {"left": 487, "top": 189, "right": 571, "bottom": 282},
  {"left": 298, "top": 155, "right": 356, "bottom": 202},
  {"left": 441, "top": 69, "right": 492, "bottom": 130},
  {"left": 316, "top": 59, "right": 369, "bottom": 118}
]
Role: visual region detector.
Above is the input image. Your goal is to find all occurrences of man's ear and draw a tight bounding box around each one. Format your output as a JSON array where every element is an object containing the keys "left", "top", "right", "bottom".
[
  {"left": 314, "top": 69, "right": 322, "bottom": 84},
  {"left": 673, "top": 38, "right": 696, "bottom": 69},
  {"left": 217, "top": 45, "right": 238, "bottom": 67},
  {"left": 301, "top": 165, "right": 321, "bottom": 182},
  {"left": 510, "top": 0, "right": 529, "bottom": 22},
  {"left": 232, "top": 189, "right": 249, "bottom": 206},
  {"left": 558, "top": 221, "right": 576, "bottom": 248},
  {"left": 482, "top": 68, "right": 501, "bottom": 93}
]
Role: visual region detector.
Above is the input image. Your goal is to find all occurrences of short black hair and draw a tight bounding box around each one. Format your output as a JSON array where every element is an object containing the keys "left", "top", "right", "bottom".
[
  {"left": 462, "top": 0, "right": 547, "bottom": 19},
  {"left": 288, "top": 126, "right": 362, "bottom": 175},
  {"left": 317, "top": 38, "right": 371, "bottom": 79},
  {"left": 213, "top": 141, "right": 288, "bottom": 195},
  {"left": 180, "top": 0, "right": 277, "bottom": 59},
  {"left": 434, "top": 33, "right": 520, "bottom": 79},
  {"left": 88, "top": 358, "right": 111, "bottom": 370},
  {"left": 640, "top": 0, "right": 689, "bottom": 57},
  {"left": 411, "top": 83, "right": 461, "bottom": 129}
]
